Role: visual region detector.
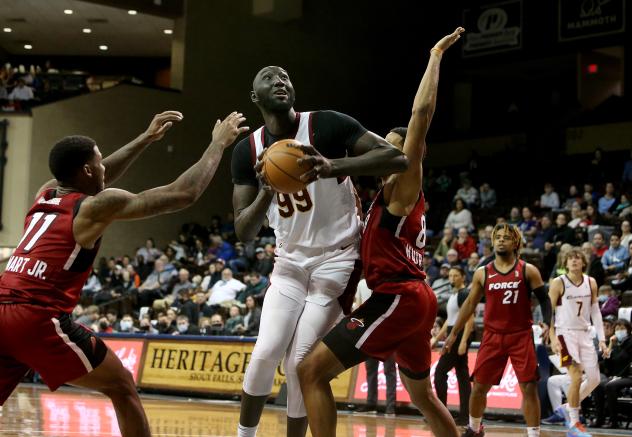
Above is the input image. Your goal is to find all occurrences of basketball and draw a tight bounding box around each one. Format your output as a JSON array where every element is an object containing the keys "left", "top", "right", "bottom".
[{"left": 261, "top": 139, "right": 312, "bottom": 194}]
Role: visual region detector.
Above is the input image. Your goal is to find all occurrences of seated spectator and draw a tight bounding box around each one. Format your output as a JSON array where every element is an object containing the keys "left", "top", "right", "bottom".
[
  {"left": 156, "top": 311, "right": 176, "bottom": 335},
  {"left": 552, "top": 213, "right": 575, "bottom": 248},
  {"left": 207, "top": 234, "right": 235, "bottom": 262},
  {"left": 454, "top": 178, "right": 478, "bottom": 208},
  {"left": 200, "top": 263, "right": 221, "bottom": 291},
  {"left": 507, "top": 207, "right": 521, "bottom": 226},
  {"left": 118, "top": 314, "right": 138, "bottom": 333},
  {"left": 519, "top": 207, "right": 538, "bottom": 238},
  {"left": 567, "top": 204, "right": 584, "bottom": 229},
  {"left": 592, "top": 319, "right": 632, "bottom": 429},
  {"left": 586, "top": 204, "right": 605, "bottom": 226},
  {"left": 96, "top": 316, "right": 113, "bottom": 333},
  {"left": 431, "top": 264, "right": 451, "bottom": 309},
  {"left": 138, "top": 314, "right": 158, "bottom": 334},
  {"left": 423, "top": 255, "right": 439, "bottom": 285},
  {"left": 452, "top": 227, "right": 476, "bottom": 262},
  {"left": 433, "top": 227, "right": 454, "bottom": 264},
  {"left": 612, "top": 241, "right": 632, "bottom": 292},
  {"left": 532, "top": 215, "right": 555, "bottom": 252},
  {"left": 189, "top": 238, "right": 208, "bottom": 267},
  {"left": 598, "top": 182, "right": 618, "bottom": 215},
  {"left": 592, "top": 231, "right": 608, "bottom": 258},
  {"left": 479, "top": 182, "right": 496, "bottom": 208},
  {"left": 204, "top": 314, "right": 226, "bottom": 336},
  {"left": 207, "top": 268, "right": 246, "bottom": 306},
  {"left": 225, "top": 305, "right": 245, "bottom": 335},
  {"left": 601, "top": 233, "right": 629, "bottom": 275},
  {"left": 444, "top": 198, "right": 474, "bottom": 232},
  {"left": 581, "top": 241, "right": 605, "bottom": 286},
  {"left": 82, "top": 271, "right": 102, "bottom": 297},
  {"left": 168, "top": 268, "right": 193, "bottom": 304},
  {"left": 445, "top": 249, "right": 461, "bottom": 268},
  {"left": 252, "top": 247, "right": 274, "bottom": 276},
  {"left": 76, "top": 305, "right": 99, "bottom": 326},
  {"left": 175, "top": 288, "right": 199, "bottom": 326},
  {"left": 476, "top": 225, "right": 493, "bottom": 256},
  {"left": 583, "top": 183, "right": 598, "bottom": 206},
  {"left": 431, "top": 317, "right": 445, "bottom": 341},
  {"left": 538, "top": 183, "right": 560, "bottom": 209},
  {"left": 465, "top": 252, "right": 479, "bottom": 283},
  {"left": 229, "top": 242, "right": 250, "bottom": 272},
  {"left": 598, "top": 285, "right": 620, "bottom": 318},
  {"left": 478, "top": 240, "right": 494, "bottom": 267},
  {"left": 615, "top": 193, "right": 632, "bottom": 218},
  {"left": 136, "top": 238, "right": 162, "bottom": 266},
  {"left": 137, "top": 257, "right": 177, "bottom": 306},
  {"left": 237, "top": 271, "right": 269, "bottom": 303},
  {"left": 105, "top": 310, "right": 120, "bottom": 331},
  {"left": 622, "top": 149, "right": 632, "bottom": 188},
  {"left": 8, "top": 78, "right": 33, "bottom": 101},
  {"left": 234, "top": 295, "right": 261, "bottom": 336},
  {"left": 173, "top": 314, "right": 200, "bottom": 336},
  {"left": 562, "top": 185, "right": 582, "bottom": 210},
  {"left": 620, "top": 220, "right": 632, "bottom": 249}
]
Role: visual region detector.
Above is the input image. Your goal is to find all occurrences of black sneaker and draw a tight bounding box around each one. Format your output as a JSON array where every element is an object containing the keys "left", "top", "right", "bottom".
[
  {"left": 384, "top": 406, "right": 396, "bottom": 417},
  {"left": 354, "top": 405, "right": 377, "bottom": 414},
  {"left": 461, "top": 425, "right": 484, "bottom": 437}
]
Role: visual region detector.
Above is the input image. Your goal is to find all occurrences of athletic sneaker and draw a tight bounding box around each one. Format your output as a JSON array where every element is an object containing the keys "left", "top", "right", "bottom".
[
  {"left": 542, "top": 409, "right": 565, "bottom": 425},
  {"left": 354, "top": 405, "right": 377, "bottom": 414},
  {"left": 567, "top": 421, "right": 591, "bottom": 437},
  {"left": 556, "top": 405, "right": 571, "bottom": 425},
  {"left": 461, "top": 425, "right": 484, "bottom": 437}
]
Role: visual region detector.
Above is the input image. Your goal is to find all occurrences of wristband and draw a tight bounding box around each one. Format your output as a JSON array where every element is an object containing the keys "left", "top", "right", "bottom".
[{"left": 430, "top": 47, "right": 443, "bottom": 55}]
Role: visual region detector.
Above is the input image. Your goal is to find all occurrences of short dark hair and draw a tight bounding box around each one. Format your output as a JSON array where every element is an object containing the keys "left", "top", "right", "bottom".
[
  {"left": 615, "top": 319, "right": 631, "bottom": 334},
  {"left": 389, "top": 127, "right": 407, "bottom": 141},
  {"left": 49, "top": 135, "right": 96, "bottom": 183}
]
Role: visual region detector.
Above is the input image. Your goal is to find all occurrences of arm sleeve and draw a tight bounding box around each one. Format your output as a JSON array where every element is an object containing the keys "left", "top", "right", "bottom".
[
  {"left": 591, "top": 302, "right": 606, "bottom": 342},
  {"left": 312, "top": 110, "right": 368, "bottom": 157},
  {"left": 231, "top": 137, "right": 258, "bottom": 186},
  {"left": 532, "top": 285, "right": 552, "bottom": 326}
]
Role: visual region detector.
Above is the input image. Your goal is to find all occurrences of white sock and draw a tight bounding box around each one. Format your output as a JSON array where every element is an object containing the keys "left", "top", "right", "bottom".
[
  {"left": 469, "top": 416, "right": 482, "bottom": 433},
  {"left": 567, "top": 406, "right": 580, "bottom": 425},
  {"left": 527, "top": 426, "right": 540, "bottom": 437},
  {"left": 237, "top": 424, "right": 258, "bottom": 437}
]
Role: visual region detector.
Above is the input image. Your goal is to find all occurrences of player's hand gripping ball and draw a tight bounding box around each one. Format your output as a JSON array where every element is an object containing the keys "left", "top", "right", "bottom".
[{"left": 261, "top": 139, "right": 313, "bottom": 193}]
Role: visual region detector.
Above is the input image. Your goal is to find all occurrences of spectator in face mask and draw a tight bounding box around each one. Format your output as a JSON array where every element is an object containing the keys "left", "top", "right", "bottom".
[
  {"left": 97, "top": 317, "right": 113, "bottom": 333},
  {"left": 156, "top": 311, "right": 176, "bottom": 335},
  {"left": 598, "top": 285, "right": 620, "bottom": 318},
  {"left": 118, "top": 314, "right": 138, "bottom": 333},
  {"left": 208, "top": 313, "right": 226, "bottom": 336},
  {"left": 173, "top": 314, "right": 200, "bottom": 336}
]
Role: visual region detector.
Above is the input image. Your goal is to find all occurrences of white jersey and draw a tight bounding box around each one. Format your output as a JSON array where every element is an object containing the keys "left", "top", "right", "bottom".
[
  {"left": 252, "top": 112, "right": 362, "bottom": 250},
  {"left": 555, "top": 274, "right": 592, "bottom": 330}
]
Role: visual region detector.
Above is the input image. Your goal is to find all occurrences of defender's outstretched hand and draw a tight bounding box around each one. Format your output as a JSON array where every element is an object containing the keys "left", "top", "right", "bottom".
[
  {"left": 212, "top": 112, "right": 249, "bottom": 149},
  {"left": 434, "top": 27, "right": 465, "bottom": 53},
  {"left": 143, "top": 111, "right": 183, "bottom": 142}
]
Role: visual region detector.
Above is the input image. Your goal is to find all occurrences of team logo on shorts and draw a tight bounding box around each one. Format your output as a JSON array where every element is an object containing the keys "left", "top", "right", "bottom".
[{"left": 346, "top": 318, "right": 365, "bottom": 331}]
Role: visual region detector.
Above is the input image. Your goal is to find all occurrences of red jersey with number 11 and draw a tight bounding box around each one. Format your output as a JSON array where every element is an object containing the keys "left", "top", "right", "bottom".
[
  {"left": 0, "top": 189, "right": 100, "bottom": 313},
  {"left": 361, "top": 190, "right": 426, "bottom": 293},
  {"left": 483, "top": 259, "right": 532, "bottom": 333}
]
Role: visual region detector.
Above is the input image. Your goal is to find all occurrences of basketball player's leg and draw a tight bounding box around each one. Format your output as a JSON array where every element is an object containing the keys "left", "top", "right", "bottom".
[
  {"left": 70, "top": 348, "right": 149, "bottom": 437},
  {"left": 0, "top": 357, "right": 29, "bottom": 407},
  {"left": 507, "top": 331, "right": 541, "bottom": 434},
  {"left": 284, "top": 299, "right": 342, "bottom": 437},
  {"left": 239, "top": 264, "right": 307, "bottom": 436}
]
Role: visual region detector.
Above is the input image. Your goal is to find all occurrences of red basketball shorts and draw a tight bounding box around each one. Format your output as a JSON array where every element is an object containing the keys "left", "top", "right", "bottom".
[
  {"left": 323, "top": 281, "right": 437, "bottom": 379},
  {"left": 0, "top": 303, "right": 107, "bottom": 405},
  {"left": 472, "top": 328, "right": 539, "bottom": 385}
]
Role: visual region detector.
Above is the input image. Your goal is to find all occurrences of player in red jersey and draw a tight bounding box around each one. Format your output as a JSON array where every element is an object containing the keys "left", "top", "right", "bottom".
[
  {"left": 0, "top": 111, "right": 248, "bottom": 437},
  {"left": 297, "top": 28, "right": 465, "bottom": 437},
  {"left": 442, "top": 224, "right": 552, "bottom": 437}
]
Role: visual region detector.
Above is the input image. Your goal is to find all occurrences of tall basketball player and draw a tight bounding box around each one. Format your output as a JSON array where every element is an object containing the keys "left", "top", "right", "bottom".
[
  {"left": 296, "top": 28, "right": 465, "bottom": 437},
  {"left": 0, "top": 111, "right": 248, "bottom": 437},
  {"left": 443, "top": 224, "right": 552, "bottom": 437},
  {"left": 231, "top": 68, "right": 408, "bottom": 436},
  {"left": 549, "top": 248, "right": 606, "bottom": 437}
]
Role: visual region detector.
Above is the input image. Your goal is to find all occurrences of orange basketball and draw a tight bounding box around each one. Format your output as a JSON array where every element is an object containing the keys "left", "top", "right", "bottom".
[{"left": 262, "top": 139, "right": 312, "bottom": 194}]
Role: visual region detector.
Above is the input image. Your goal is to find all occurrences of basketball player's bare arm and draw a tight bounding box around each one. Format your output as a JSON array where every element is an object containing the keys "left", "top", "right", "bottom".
[
  {"left": 297, "top": 131, "right": 408, "bottom": 182},
  {"left": 548, "top": 277, "right": 563, "bottom": 353},
  {"left": 441, "top": 267, "right": 484, "bottom": 355},
  {"left": 233, "top": 183, "right": 275, "bottom": 242},
  {"left": 72, "top": 112, "right": 248, "bottom": 248},
  {"left": 526, "top": 263, "right": 550, "bottom": 340},
  {"left": 589, "top": 276, "right": 608, "bottom": 355},
  {"left": 385, "top": 27, "right": 464, "bottom": 217},
  {"left": 35, "top": 111, "right": 183, "bottom": 197}
]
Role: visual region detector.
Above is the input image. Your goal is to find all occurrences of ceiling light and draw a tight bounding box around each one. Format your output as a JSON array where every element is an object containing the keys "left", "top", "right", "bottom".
[
  {"left": 99, "top": 45, "right": 108, "bottom": 51},
  {"left": 163, "top": 29, "right": 173, "bottom": 35},
  {"left": 128, "top": 10, "right": 137, "bottom": 15},
  {"left": 24, "top": 44, "right": 32, "bottom": 50},
  {"left": 3, "top": 27, "right": 12, "bottom": 33},
  {"left": 82, "top": 28, "right": 92, "bottom": 33},
  {"left": 64, "top": 9, "right": 73, "bottom": 14}
]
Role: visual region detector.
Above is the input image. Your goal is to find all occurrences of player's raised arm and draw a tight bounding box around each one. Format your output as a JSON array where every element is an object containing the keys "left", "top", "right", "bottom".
[
  {"left": 385, "top": 27, "right": 464, "bottom": 216},
  {"left": 36, "top": 111, "right": 184, "bottom": 198},
  {"left": 75, "top": 112, "right": 248, "bottom": 247},
  {"left": 442, "top": 265, "right": 484, "bottom": 355}
]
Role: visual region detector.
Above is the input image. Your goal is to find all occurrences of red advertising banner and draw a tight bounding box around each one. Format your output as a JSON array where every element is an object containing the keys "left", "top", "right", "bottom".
[
  {"left": 102, "top": 338, "right": 144, "bottom": 383},
  {"left": 352, "top": 351, "right": 523, "bottom": 410},
  {"left": 41, "top": 393, "right": 121, "bottom": 436}
]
